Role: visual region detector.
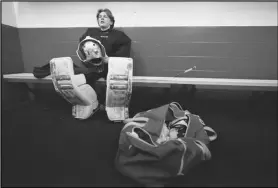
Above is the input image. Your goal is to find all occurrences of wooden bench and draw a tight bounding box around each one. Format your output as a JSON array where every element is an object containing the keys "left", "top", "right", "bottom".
[
  {"left": 3, "top": 73, "right": 278, "bottom": 87},
  {"left": 3, "top": 73, "right": 277, "bottom": 104}
]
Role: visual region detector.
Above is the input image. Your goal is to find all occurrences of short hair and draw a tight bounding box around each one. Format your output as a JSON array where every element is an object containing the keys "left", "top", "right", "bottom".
[{"left": 96, "top": 8, "right": 115, "bottom": 29}]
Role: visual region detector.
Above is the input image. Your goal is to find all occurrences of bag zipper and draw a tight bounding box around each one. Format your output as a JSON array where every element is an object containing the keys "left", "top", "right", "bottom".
[{"left": 122, "top": 117, "right": 149, "bottom": 130}]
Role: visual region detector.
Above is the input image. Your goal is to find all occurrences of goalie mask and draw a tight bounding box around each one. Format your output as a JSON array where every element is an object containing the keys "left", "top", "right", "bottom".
[{"left": 76, "top": 36, "right": 107, "bottom": 66}]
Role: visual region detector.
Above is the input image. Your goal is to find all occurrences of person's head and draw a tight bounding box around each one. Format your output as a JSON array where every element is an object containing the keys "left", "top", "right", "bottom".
[{"left": 96, "top": 8, "right": 115, "bottom": 30}]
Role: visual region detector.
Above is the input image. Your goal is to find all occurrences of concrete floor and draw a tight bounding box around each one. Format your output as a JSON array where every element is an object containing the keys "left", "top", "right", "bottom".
[{"left": 1, "top": 87, "right": 277, "bottom": 187}]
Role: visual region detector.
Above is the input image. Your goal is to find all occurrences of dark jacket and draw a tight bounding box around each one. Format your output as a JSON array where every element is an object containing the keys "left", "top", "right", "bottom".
[{"left": 79, "top": 27, "right": 131, "bottom": 58}]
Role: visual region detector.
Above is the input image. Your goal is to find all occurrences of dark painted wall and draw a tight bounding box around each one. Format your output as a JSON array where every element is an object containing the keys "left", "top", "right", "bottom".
[
  {"left": 18, "top": 26, "right": 277, "bottom": 80},
  {"left": 2, "top": 24, "right": 24, "bottom": 74},
  {"left": 1, "top": 25, "right": 277, "bottom": 105},
  {"left": 2, "top": 24, "right": 29, "bottom": 110}
]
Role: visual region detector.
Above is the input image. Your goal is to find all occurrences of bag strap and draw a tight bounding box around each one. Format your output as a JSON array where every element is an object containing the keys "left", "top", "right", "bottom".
[
  {"left": 194, "top": 140, "right": 212, "bottom": 160},
  {"left": 123, "top": 117, "right": 149, "bottom": 124},
  {"left": 203, "top": 126, "right": 217, "bottom": 141},
  {"left": 169, "top": 102, "right": 191, "bottom": 118},
  {"left": 170, "top": 102, "right": 184, "bottom": 111}
]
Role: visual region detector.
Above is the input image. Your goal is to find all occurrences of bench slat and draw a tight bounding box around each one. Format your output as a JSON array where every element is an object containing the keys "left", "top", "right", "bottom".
[{"left": 3, "top": 73, "right": 278, "bottom": 87}]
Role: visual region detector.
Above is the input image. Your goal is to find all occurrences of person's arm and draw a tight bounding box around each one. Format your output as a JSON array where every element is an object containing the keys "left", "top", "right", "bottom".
[{"left": 110, "top": 32, "right": 131, "bottom": 58}]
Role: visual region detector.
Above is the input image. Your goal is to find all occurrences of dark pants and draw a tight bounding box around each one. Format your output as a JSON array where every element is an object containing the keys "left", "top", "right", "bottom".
[
  {"left": 84, "top": 72, "right": 107, "bottom": 105},
  {"left": 93, "top": 82, "right": 106, "bottom": 105}
]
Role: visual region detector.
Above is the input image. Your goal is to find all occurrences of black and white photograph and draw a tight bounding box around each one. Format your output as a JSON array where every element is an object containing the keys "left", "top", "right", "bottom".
[{"left": 1, "top": 1, "right": 277, "bottom": 187}]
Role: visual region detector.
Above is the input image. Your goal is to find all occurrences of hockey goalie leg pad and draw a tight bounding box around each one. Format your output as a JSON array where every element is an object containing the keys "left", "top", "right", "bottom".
[
  {"left": 71, "top": 85, "right": 99, "bottom": 120},
  {"left": 50, "top": 57, "right": 94, "bottom": 106},
  {"left": 106, "top": 57, "right": 133, "bottom": 122},
  {"left": 50, "top": 57, "right": 99, "bottom": 119},
  {"left": 50, "top": 57, "right": 75, "bottom": 96}
]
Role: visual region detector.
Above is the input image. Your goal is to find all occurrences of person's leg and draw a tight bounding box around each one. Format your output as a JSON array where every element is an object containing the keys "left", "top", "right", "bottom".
[
  {"left": 96, "top": 83, "right": 106, "bottom": 105},
  {"left": 84, "top": 73, "right": 104, "bottom": 105},
  {"left": 90, "top": 80, "right": 107, "bottom": 112}
]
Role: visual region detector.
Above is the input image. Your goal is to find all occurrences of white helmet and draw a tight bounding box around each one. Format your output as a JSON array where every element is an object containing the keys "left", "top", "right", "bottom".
[{"left": 76, "top": 36, "right": 107, "bottom": 65}]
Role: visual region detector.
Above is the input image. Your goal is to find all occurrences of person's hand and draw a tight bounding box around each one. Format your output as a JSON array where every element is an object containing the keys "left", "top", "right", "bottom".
[{"left": 101, "top": 56, "right": 109, "bottom": 64}]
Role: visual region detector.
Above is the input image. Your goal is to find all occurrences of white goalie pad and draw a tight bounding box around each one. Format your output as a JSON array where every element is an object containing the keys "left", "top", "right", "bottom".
[
  {"left": 49, "top": 57, "right": 99, "bottom": 119},
  {"left": 106, "top": 57, "right": 133, "bottom": 122}
]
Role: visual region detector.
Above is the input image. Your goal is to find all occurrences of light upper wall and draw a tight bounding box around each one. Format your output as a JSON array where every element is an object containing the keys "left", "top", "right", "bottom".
[
  {"left": 2, "top": 2, "right": 18, "bottom": 27},
  {"left": 2, "top": 2, "right": 278, "bottom": 28}
]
